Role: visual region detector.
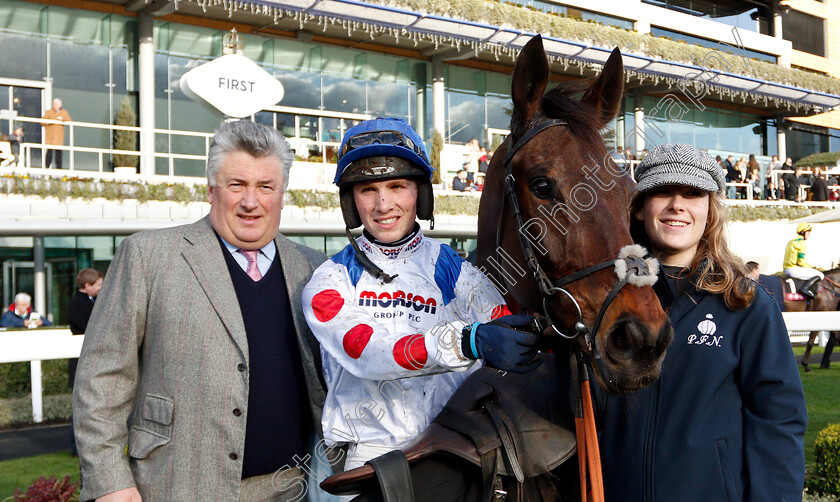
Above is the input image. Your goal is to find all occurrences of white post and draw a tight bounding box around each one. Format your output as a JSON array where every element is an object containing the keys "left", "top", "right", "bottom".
[
  {"left": 31, "top": 360, "right": 43, "bottom": 423},
  {"left": 139, "top": 13, "right": 156, "bottom": 176},
  {"left": 777, "top": 121, "right": 786, "bottom": 162},
  {"left": 774, "top": 12, "right": 790, "bottom": 68},
  {"left": 432, "top": 57, "right": 445, "bottom": 139},
  {"left": 33, "top": 236, "right": 46, "bottom": 318},
  {"left": 634, "top": 90, "right": 645, "bottom": 157}
]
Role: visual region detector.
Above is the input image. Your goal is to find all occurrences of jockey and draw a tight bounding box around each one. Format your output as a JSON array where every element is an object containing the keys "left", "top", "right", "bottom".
[
  {"left": 302, "top": 118, "right": 541, "bottom": 471},
  {"left": 783, "top": 222, "right": 824, "bottom": 299}
]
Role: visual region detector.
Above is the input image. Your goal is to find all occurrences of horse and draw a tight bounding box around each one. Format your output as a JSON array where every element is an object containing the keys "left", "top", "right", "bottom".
[
  {"left": 320, "top": 35, "right": 673, "bottom": 501},
  {"left": 475, "top": 37, "right": 673, "bottom": 396},
  {"left": 785, "top": 269, "right": 840, "bottom": 371}
]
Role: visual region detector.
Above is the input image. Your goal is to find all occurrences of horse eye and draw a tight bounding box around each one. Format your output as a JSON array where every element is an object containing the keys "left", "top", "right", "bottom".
[{"left": 529, "top": 177, "right": 554, "bottom": 199}]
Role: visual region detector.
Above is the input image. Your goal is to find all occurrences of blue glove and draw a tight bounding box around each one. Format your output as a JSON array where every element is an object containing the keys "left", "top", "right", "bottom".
[{"left": 462, "top": 315, "right": 542, "bottom": 373}]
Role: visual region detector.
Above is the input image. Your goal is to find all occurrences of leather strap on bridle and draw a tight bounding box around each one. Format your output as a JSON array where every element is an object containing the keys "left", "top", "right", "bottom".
[{"left": 571, "top": 351, "right": 604, "bottom": 502}]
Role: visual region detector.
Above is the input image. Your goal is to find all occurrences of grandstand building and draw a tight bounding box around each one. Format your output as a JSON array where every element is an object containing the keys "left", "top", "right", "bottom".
[{"left": 1, "top": 0, "right": 839, "bottom": 321}]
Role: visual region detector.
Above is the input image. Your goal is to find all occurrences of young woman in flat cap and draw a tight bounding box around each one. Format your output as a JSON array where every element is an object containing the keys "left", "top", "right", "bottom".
[{"left": 596, "top": 144, "right": 807, "bottom": 502}]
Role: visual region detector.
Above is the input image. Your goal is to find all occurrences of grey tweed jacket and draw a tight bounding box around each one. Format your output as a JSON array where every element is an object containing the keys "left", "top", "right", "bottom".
[{"left": 73, "top": 216, "right": 327, "bottom": 501}]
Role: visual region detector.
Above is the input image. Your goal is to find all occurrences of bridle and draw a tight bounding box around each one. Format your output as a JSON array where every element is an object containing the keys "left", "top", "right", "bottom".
[
  {"left": 497, "top": 117, "right": 659, "bottom": 502},
  {"left": 497, "top": 118, "right": 657, "bottom": 351}
]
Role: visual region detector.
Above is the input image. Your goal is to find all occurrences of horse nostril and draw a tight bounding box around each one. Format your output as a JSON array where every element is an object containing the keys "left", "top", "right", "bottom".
[
  {"left": 606, "top": 321, "right": 639, "bottom": 362},
  {"left": 605, "top": 320, "right": 653, "bottom": 364}
]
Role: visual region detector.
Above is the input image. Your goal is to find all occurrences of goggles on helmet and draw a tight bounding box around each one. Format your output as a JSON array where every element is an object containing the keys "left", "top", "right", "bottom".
[{"left": 338, "top": 130, "right": 431, "bottom": 166}]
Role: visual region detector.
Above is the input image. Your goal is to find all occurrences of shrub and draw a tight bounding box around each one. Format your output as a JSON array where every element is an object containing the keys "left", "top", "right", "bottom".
[
  {"left": 0, "top": 360, "right": 70, "bottom": 399},
  {"left": 113, "top": 97, "right": 139, "bottom": 169},
  {"left": 0, "top": 362, "right": 31, "bottom": 398},
  {"left": 12, "top": 475, "right": 78, "bottom": 502},
  {"left": 431, "top": 131, "right": 444, "bottom": 185},
  {"left": 810, "top": 424, "right": 840, "bottom": 497}
]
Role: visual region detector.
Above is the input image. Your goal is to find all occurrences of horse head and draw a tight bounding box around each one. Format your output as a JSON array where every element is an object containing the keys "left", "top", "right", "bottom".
[{"left": 477, "top": 35, "right": 673, "bottom": 393}]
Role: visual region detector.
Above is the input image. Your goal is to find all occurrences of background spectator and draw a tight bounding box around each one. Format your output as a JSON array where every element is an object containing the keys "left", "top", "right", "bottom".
[
  {"left": 782, "top": 165, "right": 803, "bottom": 202},
  {"left": 9, "top": 127, "right": 23, "bottom": 166},
  {"left": 1, "top": 292, "right": 52, "bottom": 328},
  {"left": 452, "top": 168, "right": 474, "bottom": 192},
  {"left": 808, "top": 166, "right": 829, "bottom": 202},
  {"left": 42, "top": 98, "right": 71, "bottom": 169}
]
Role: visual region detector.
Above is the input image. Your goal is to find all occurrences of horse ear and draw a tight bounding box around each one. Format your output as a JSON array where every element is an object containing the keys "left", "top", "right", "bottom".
[
  {"left": 581, "top": 47, "right": 625, "bottom": 128},
  {"left": 511, "top": 35, "right": 550, "bottom": 131}
]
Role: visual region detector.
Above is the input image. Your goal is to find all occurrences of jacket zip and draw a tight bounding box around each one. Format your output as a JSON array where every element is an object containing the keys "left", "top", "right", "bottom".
[{"left": 642, "top": 377, "right": 659, "bottom": 502}]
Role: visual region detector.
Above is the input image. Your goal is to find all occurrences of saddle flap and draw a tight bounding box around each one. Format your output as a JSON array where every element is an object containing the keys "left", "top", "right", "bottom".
[
  {"left": 434, "top": 354, "right": 577, "bottom": 478},
  {"left": 319, "top": 424, "right": 479, "bottom": 496}
]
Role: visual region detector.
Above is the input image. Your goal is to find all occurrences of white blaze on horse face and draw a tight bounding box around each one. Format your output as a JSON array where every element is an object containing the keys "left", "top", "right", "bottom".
[
  {"left": 353, "top": 178, "right": 419, "bottom": 243},
  {"left": 635, "top": 186, "right": 709, "bottom": 268}
]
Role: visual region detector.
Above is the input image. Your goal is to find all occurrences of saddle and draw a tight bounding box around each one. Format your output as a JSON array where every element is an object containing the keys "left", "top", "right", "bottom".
[
  {"left": 783, "top": 277, "right": 820, "bottom": 301},
  {"left": 320, "top": 353, "right": 578, "bottom": 501}
]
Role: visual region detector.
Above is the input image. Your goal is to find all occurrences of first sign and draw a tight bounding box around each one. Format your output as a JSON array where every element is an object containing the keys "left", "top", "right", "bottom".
[{"left": 180, "top": 53, "right": 285, "bottom": 118}]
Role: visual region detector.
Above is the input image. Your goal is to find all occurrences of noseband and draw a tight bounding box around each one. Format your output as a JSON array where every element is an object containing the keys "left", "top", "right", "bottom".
[{"left": 498, "top": 119, "right": 658, "bottom": 350}]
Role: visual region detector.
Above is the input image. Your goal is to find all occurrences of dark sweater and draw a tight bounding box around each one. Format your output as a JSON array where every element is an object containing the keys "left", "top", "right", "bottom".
[{"left": 221, "top": 244, "right": 311, "bottom": 478}]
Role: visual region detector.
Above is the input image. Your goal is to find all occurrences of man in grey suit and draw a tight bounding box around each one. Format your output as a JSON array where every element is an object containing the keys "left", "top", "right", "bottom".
[{"left": 74, "top": 120, "right": 328, "bottom": 501}]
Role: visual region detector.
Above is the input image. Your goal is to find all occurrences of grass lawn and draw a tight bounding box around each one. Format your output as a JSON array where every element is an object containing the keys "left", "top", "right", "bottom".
[
  {"left": 800, "top": 363, "right": 840, "bottom": 471},
  {"left": 0, "top": 451, "right": 79, "bottom": 500}
]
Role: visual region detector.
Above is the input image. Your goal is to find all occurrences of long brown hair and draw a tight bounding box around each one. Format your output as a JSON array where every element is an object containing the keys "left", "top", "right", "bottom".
[{"left": 630, "top": 191, "right": 755, "bottom": 311}]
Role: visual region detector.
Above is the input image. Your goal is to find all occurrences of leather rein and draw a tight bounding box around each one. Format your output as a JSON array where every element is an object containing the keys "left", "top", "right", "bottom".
[{"left": 496, "top": 118, "right": 654, "bottom": 502}]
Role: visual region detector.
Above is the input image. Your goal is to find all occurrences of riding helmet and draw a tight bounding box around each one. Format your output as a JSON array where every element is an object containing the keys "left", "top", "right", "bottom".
[{"left": 334, "top": 118, "right": 435, "bottom": 229}]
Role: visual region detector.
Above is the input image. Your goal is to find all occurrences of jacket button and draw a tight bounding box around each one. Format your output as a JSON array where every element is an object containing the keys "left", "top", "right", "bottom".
[
  {"left": 233, "top": 408, "right": 242, "bottom": 417},
  {"left": 237, "top": 363, "right": 246, "bottom": 372},
  {"left": 229, "top": 452, "right": 238, "bottom": 460}
]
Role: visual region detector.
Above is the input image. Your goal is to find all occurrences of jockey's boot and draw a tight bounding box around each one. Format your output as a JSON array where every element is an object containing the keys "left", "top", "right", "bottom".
[{"left": 798, "top": 277, "right": 820, "bottom": 299}]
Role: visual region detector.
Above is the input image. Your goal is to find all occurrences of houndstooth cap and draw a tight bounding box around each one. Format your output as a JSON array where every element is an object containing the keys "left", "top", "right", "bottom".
[{"left": 634, "top": 144, "right": 726, "bottom": 195}]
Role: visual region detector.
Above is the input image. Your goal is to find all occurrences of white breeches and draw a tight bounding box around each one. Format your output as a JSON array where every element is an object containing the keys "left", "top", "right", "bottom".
[
  {"left": 343, "top": 443, "right": 399, "bottom": 471},
  {"left": 784, "top": 267, "right": 824, "bottom": 281}
]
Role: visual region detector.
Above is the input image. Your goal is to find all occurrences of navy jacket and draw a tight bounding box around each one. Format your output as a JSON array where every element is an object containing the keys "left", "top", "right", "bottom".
[
  {"left": 597, "top": 271, "right": 807, "bottom": 502},
  {"left": 1, "top": 309, "right": 53, "bottom": 328}
]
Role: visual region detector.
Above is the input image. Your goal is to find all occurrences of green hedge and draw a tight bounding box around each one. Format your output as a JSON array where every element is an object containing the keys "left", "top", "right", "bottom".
[
  {"left": 727, "top": 205, "right": 830, "bottom": 222},
  {"left": 796, "top": 152, "right": 840, "bottom": 169},
  {"left": 810, "top": 424, "right": 840, "bottom": 497},
  {"left": 0, "top": 395, "right": 73, "bottom": 427},
  {"left": 0, "top": 360, "right": 70, "bottom": 399}
]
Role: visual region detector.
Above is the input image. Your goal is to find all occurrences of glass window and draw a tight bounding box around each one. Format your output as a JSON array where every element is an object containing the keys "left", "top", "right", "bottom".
[
  {"left": 368, "top": 80, "right": 409, "bottom": 120},
  {"left": 447, "top": 91, "right": 484, "bottom": 145},
  {"left": 0, "top": 32, "right": 47, "bottom": 80},
  {"left": 322, "top": 74, "right": 364, "bottom": 114},
  {"left": 0, "top": 1, "right": 43, "bottom": 34},
  {"left": 275, "top": 70, "right": 321, "bottom": 110},
  {"left": 782, "top": 10, "right": 825, "bottom": 57}
]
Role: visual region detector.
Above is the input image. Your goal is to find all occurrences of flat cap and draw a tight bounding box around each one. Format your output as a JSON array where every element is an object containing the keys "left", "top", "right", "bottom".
[{"left": 634, "top": 144, "right": 726, "bottom": 194}]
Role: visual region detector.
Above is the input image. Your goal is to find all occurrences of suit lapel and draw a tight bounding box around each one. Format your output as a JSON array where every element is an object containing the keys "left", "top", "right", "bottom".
[
  {"left": 276, "top": 234, "right": 307, "bottom": 331},
  {"left": 182, "top": 217, "right": 249, "bottom": 358}
]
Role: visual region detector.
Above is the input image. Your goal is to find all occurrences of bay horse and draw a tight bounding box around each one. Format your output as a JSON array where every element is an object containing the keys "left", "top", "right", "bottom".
[
  {"left": 786, "top": 269, "right": 840, "bottom": 371},
  {"left": 320, "top": 35, "right": 673, "bottom": 501},
  {"left": 475, "top": 36, "right": 672, "bottom": 394}
]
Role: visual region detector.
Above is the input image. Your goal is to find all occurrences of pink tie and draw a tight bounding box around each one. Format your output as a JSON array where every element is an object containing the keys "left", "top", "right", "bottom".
[{"left": 240, "top": 249, "right": 263, "bottom": 282}]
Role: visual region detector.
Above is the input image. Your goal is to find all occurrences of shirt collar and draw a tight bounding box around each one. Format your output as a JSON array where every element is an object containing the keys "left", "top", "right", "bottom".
[
  {"left": 358, "top": 230, "right": 424, "bottom": 261},
  {"left": 218, "top": 236, "right": 277, "bottom": 261}
]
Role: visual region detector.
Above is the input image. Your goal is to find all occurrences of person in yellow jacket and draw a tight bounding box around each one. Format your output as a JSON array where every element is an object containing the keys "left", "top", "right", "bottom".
[{"left": 783, "top": 223, "right": 824, "bottom": 298}]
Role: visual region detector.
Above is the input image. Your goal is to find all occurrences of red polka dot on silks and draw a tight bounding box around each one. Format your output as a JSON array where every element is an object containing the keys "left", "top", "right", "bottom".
[
  {"left": 343, "top": 324, "right": 374, "bottom": 359},
  {"left": 393, "top": 334, "right": 427, "bottom": 370},
  {"left": 491, "top": 305, "right": 512, "bottom": 320},
  {"left": 311, "top": 289, "right": 344, "bottom": 322}
]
